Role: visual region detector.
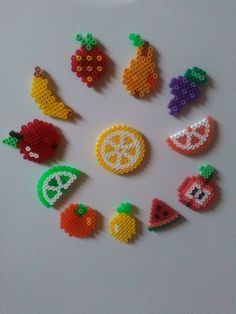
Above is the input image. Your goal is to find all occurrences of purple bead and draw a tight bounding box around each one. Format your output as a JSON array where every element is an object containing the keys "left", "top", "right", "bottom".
[{"left": 167, "top": 76, "right": 200, "bottom": 115}]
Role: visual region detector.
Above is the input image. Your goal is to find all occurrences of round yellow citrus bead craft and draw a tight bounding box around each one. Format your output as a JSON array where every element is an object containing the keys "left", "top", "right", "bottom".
[{"left": 95, "top": 125, "right": 145, "bottom": 174}]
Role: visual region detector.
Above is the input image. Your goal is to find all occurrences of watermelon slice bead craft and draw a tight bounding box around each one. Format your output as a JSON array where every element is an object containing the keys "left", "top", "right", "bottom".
[
  {"left": 37, "top": 165, "right": 81, "bottom": 208},
  {"left": 71, "top": 33, "right": 108, "bottom": 87},
  {"left": 166, "top": 116, "right": 215, "bottom": 155},
  {"left": 178, "top": 164, "right": 217, "bottom": 211},
  {"left": 168, "top": 66, "right": 207, "bottom": 115},
  {"left": 148, "top": 198, "right": 180, "bottom": 231}
]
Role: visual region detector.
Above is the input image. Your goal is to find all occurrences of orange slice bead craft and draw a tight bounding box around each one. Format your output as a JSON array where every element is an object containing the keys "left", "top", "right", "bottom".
[
  {"left": 71, "top": 33, "right": 108, "bottom": 87},
  {"left": 166, "top": 116, "right": 215, "bottom": 155},
  {"left": 95, "top": 125, "right": 145, "bottom": 174},
  {"left": 60, "top": 203, "right": 97, "bottom": 237},
  {"left": 122, "top": 33, "right": 158, "bottom": 97},
  {"left": 30, "top": 67, "right": 73, "bottom": 120}
]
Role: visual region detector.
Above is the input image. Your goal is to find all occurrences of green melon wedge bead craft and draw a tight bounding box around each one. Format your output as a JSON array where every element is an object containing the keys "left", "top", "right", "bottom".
[{"left": 37, "top": 165, "right": 81, "bottom": 208}]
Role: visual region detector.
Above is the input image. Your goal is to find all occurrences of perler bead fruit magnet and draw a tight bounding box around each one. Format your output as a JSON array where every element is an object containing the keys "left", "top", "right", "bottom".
[
  {"left": 178, "top": 164, "right": 217, "bottom": 211},
  {"left": 71, "top": 33, "right": 108, "bottom": 87},
  {"left": 109, "top": 202, "right": 136, "bottom": 243},
  {"left": 166, "top": 116, "right": 215, "bottom": 155},
  {"left": 95, "top": 125, "right": 145, "bottom": 174},
  {"left": 37, "top": 165, "right": 81, "bottom": 208},
  {"left": 122, "top": 33, "right": 158, "bottom": 97},
  {"left": 148, "top": 198, "right": 180, "bottom": 231},
  {"left": 30, "top": 67, "right": 73, "bottom": 120},
  {"left": 168, "top": 66, "right": 207, "bottom": 115},
  {"left": 2, "top": 119, "right": 60, "bottom": 163},
  {"left": 60, "top": 203, "right": 96, "bottom": 237}
]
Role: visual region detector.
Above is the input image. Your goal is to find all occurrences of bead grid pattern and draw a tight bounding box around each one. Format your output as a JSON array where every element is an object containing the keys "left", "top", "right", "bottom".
[
  {"left": 166, "top": 116, "right": 215, "bottom": 155},
  {"left": 95, "top": 125, "right": 145, "bottom": 174},
  {"left": 122, "top": 33, "right": 158, "bottom": 97},
  {"left": 30, "top": 67, "right": 73, "bottom": 120},
  {"left": 37, "top": 165, "right": 81, "bottom": 208}
]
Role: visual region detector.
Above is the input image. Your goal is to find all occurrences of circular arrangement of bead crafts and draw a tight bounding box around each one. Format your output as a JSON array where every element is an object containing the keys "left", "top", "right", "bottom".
[
  {"left": 60, "top": 203, "right": 97, "bottom": 237},
  {"left": 95, "top": 124, "right": 145, "bottom": 174},
  {"left": 71, "top": 33, "right": 108, "bottom": 87},
  {"left": 122, "top": 33, "right": 158, "bottom": 97},
  {"left": 2, "top": 119, "right": 60, "bottom": 163}
]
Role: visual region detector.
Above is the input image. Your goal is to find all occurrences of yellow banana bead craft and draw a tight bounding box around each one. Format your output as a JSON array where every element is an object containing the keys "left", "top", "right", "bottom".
[
  {"left": 30, "top": 67, "right": 73, "bottom": 120},
  {"left": 109, "top": 202, "right": 136, "bottom": 243}
]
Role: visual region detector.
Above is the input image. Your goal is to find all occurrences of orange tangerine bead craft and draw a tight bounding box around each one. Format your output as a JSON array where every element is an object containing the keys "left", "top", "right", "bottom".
[
  {"left": 109, "top": 202, "right": 136, "bottom": 243},
  {"left": 178, "top": 164, "right": 217, "bottom": 211},
  {"left": 71, "top": 33, "right": 108, "bottom": 87},
  {"left": 95, "top": 125, "right": 145, "bottom": 174},
  {"left": 37, "top": 165, "right": 81, "bottom": 208},
  {"left": 166, "top": 116, "right": 215, "bottom": 155},
  {"left": 2, "top": 119, "right": 60, "bottom": 163},
  {"left": 122, "top": 33, "right": 158, "bottom": 97},
  {"left": 60, "top": 203, "right": 97, "bottom": 237},
  {"left": 30, "top": 67, "right": 73, "bottom": 120},
  {"left": 148, "top": 198, "right": 181, "bottom": 231}
]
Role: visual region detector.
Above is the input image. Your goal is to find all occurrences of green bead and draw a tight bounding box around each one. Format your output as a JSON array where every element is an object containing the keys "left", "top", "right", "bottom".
[
  {"left": 184, "top": 67, "right": 207, "bottom": 84},
  {"left": 117, "top": 202, "right": 132, "bottom": 214},
  {"left": 2, "top": 136, "right": 18, "bottom": 148},
  {"left": 75, "top": 203, "right": 87, "bottom": 216},
  {"left": 86, "top": 33, "right": 93, "bottom": 41},
  {"left": 129, "top": 33, "right": 144, "bottom": 47},
  {"left": 75, "top": 33, "right": 83, "bottom": 42},
  {"left": 198, "top": 164, "right": 214, "bottom": 179}
]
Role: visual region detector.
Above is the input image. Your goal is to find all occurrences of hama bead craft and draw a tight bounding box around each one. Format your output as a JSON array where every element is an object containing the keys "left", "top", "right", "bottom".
[
  {"left": 109, "top": 202, "right": 136, "bottom": 243},
  {"left": 71, "top": 33, "right": 108, "bottom": 87},
  {"left": 2, "top": 119, "right": 60, "bottom": 163},
  {"left": 166, "top": 116, "right": 215, "bottom": 155},
  {"left": 148, "top": 198, "right": 180, "bottom": 231},
  {"left": 60, "top": 203, "right": 97, "bottom": 237},
  {"left": 122, "top": 33, "right": 158, "bottom": 97},
  {"left": 178, "top": 164, "right": 217, "bottom": 211},
  {"left": 37, "top": 165, "right": 81, "bottom": 208},
  {"left": 30, "top": 67, "right": 73, "bottom": 120},
  {"left": 95, "top": 125, "right": 145, "bottom": 174},
  {"left": 168, "top": 66, "right": 207, "bottom": 115}
]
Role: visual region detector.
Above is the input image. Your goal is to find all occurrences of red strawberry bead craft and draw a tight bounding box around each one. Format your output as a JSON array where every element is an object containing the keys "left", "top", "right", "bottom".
[
  {"left": 60, "top": 203, "right": 97, "bottom": 237},
  {"left": 71, "top": 33, "right": 108, "bottom": 87},
  {"left": 148, "top": 198, "right": 180, "bottom": 231},
  {"left": 178, "top": 164, "right": 217, "bottom": 211},
  {"left": 2, "top": 119, "right": 60, "bottom": 163}
]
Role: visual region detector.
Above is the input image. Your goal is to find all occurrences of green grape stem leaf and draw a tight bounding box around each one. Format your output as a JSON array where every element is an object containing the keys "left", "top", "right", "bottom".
[{"left": 184, "top": 66, "right": 207, "bottom": 84}]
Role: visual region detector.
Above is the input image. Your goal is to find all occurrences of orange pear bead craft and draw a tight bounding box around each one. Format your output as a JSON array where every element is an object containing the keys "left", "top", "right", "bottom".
[
  {"left": 166, "top": 116, "right": 215, "bottom": 155},
  {"left": 60, "top": 203, "right": 97, "bottom": 237},
  {"left": 122, "top": 33, "right": 158, "bottom": 97},
  {"left": 71, "top": 33, "right": 108, "bottom": 87},
  {"left": 178, "top": 164, "right": 217, "bottom": 211},
  {"left": 30, "top": 67, "right": 73, "bottom": 120}
]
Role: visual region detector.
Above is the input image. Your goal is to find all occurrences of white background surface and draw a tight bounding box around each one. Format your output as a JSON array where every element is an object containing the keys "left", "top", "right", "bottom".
[{"left": 0, "top": 1, "right": 235, "bottom": 314}]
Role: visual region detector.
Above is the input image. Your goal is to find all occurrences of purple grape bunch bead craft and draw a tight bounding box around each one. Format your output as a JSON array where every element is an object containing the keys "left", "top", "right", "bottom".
[{"left": 168, "top": 66, "right": 207, "bottom": 115}]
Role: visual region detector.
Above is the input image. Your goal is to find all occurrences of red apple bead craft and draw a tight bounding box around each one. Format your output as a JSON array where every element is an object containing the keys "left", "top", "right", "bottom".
[
  {"left": 2, "top": 119, "right": 60, "bottom": 163},
  {"left": 166, "top": 116, "right": 215, "bottom": 155},
  {"left": 178, "top": 164, "right": 217, "bottom": 211},
  {"left": 71, "top": 33, "right": 108, "bottom": 87},
  {"left": 37, "top": 165, "right": 81, "bottom": 208},
  {"left": 60, "top": 203, "right": 97, "bottom": 237},
  {"left": 148, "top": 198, "right": 180, "bottom": 231}
]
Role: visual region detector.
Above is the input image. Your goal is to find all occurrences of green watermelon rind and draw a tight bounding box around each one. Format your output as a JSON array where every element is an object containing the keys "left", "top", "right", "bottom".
[
  {"left": 37, "top": 165, "right": 81, "bottom": 208},
  {"left": 148, "top": 213, "right": 180, "bottom": 231}
]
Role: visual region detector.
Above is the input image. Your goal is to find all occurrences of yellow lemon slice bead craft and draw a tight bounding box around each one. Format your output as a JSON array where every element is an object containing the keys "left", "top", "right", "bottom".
[
  {"left": 109, "top": 202, "right": 136, "bottom": 243},
  {"left": 30, "top": 67, "right": 73, "bottom": 120},
  {"left": 95, "top": 125, "right": 145, "bottom": 174}
]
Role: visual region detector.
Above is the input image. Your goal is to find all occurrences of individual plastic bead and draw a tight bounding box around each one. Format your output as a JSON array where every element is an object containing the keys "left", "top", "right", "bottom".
[
  {"left": 166, "top": 116, "right": 215, "bottom": 155},
  {"left": 60, "top": 203, "right": 97, "bottom": 237},
  {"left": 122, "top": 33, "right": 158, "bottom": 97},
  {"left": 71, "top": 33, "right": 108, "bottom": 87},
  {"left": 37, "top": 165, "right": 81, "bottom": 208},
  {"left": 178, "top": 165, "right": 217, "bottom": 211},
  {"left": 30, "top": 67, "right": 73, "bottom": 120},
  {"left": 109, "top": 202, "right": 136, "bottom": 243},
  {"left": 148, "top": 198, "right": 180, "bottom": 231},
  {"left": 95, "top": 125, "right": 145, "bottom": 174},
  {"left": 2, "top": 119, "right": 60, "bottom": 163},
  {"left": 168, "top": 66, "right": 207, "bottom": 115}
]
